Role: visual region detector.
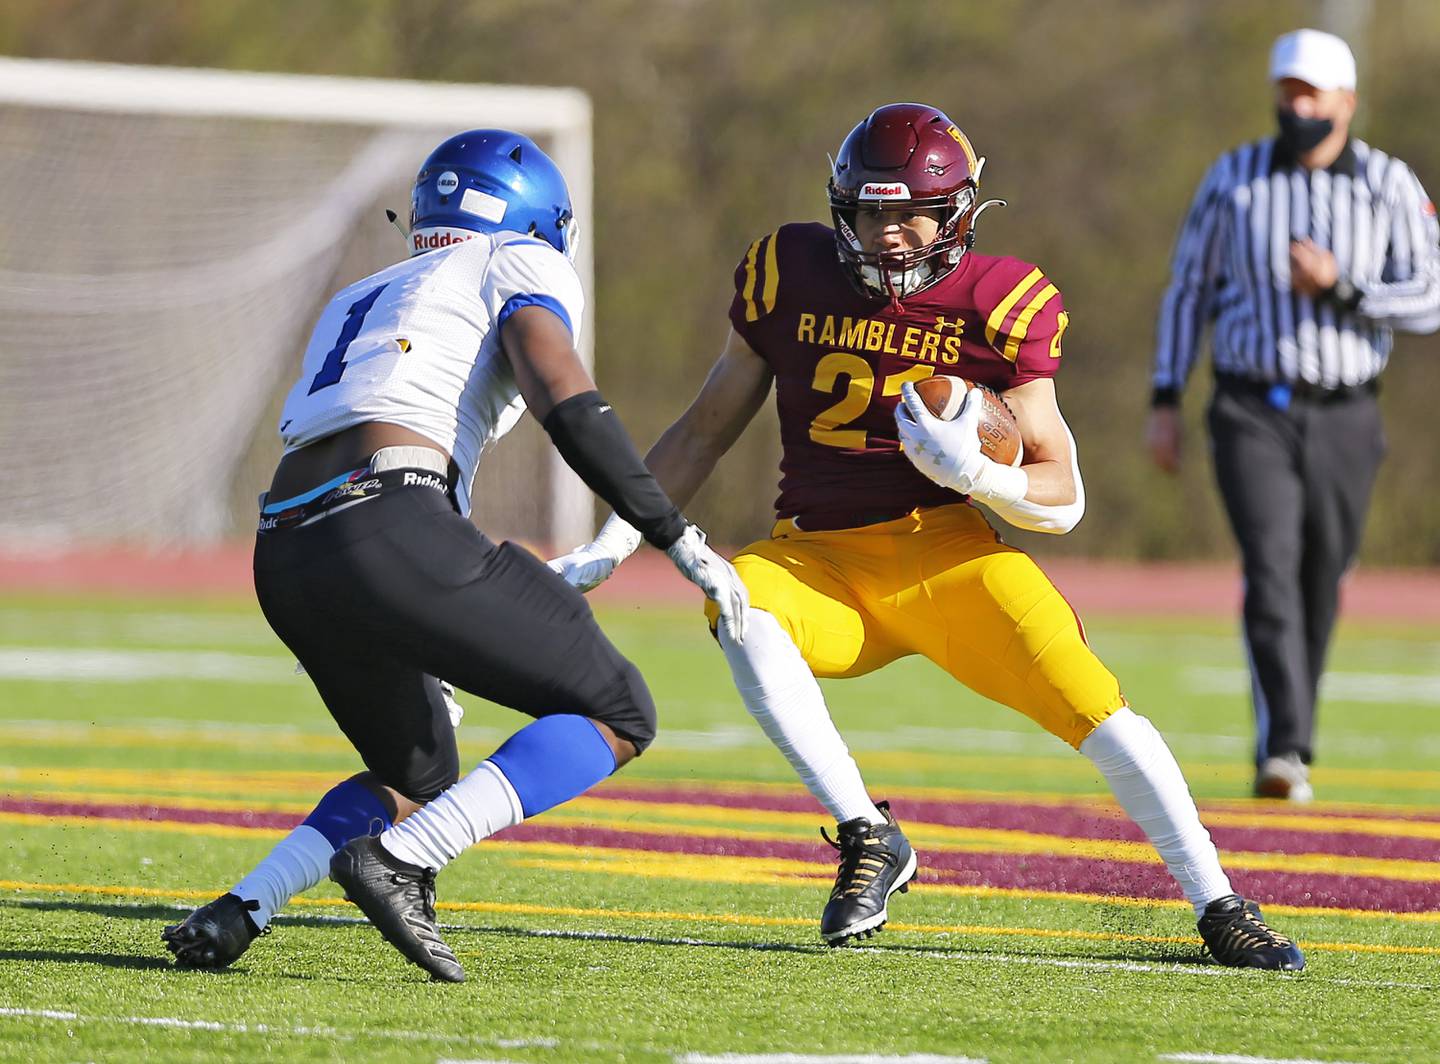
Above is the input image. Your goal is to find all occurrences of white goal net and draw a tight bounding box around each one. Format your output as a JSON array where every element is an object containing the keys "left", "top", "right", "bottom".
[{"left": 0, "top": 58, "right": 594, "bottom": 551}]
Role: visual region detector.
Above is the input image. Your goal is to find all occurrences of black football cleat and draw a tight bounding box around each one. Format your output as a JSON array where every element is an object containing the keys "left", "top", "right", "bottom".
[
  {"left": 162, "top": 892, "right": 266, "bottom": 969},
  {"left": 1197, "top": 894, "right": 1306, "bottom": 970},
  {"left": 819, "top": 800, "right": 918, "bottom": 946},
  {"left": 329, "top": 835, "right": 464, "bottom": 983}
]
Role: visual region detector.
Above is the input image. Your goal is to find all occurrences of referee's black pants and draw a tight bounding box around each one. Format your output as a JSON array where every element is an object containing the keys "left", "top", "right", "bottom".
[{"left": 1207, "top": 376, "right": 1385, "bottom": 767}]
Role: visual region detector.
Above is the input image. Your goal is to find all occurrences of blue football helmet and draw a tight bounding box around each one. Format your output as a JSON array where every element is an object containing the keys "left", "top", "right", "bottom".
[{"left": 408, "top": 130, "right": 578, "bottom": 259}]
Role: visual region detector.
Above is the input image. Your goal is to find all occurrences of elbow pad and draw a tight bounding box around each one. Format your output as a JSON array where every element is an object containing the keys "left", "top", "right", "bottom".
[
  {"left": 983, "top": 423, "right": 1086, "bottom": 535},
  {"left": 542, "top": 391, "right": 686, "bottom": 549}
]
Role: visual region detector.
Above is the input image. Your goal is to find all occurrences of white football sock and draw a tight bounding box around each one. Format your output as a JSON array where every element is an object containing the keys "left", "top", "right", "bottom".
[
  {"left": 719, "top": 609, "right": 885, "bottom": 826},
  {"left": 380, "top": 760, "right": 524, "bottom": 870},
  {"left": 232, "top": 824, "right": 333, "bottom": 929},
  {"left": 1080, "top": 707, "right": 1234, "bottom": 915}
]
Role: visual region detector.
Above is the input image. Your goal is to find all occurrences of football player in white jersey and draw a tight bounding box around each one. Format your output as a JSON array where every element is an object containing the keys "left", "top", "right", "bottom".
[{"left": 163, "top": 130, "right": 747, "bottom": 982}]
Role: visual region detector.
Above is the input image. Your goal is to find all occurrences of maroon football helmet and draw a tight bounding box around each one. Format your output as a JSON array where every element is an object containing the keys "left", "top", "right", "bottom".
[{"left": 828, "top": 103, "right": 1004, "bottom": 300}]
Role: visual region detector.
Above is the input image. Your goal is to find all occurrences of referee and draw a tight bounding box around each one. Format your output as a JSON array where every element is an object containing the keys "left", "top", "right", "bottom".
[{"left": 1147, "top": 28, "right": 1440, "bottom": 801}]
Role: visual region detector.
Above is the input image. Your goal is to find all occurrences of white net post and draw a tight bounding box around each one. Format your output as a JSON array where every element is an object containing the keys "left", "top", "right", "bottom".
[{"left": 0, "top": 58, "right": 594, "bottom": 551}]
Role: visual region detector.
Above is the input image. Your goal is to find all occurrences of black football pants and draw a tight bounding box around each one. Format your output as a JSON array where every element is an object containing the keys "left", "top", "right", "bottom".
[
  {"left": 1207, "top": 378, "right": 1385, "bottom": 766},
  {"left": 253, "top": 485, "right": 657, "bottom": 803}
]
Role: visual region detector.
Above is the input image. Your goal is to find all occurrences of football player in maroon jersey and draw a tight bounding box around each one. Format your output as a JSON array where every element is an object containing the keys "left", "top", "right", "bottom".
[{"left": 551, "top": 104, "right": 1302, "bottom": 969}]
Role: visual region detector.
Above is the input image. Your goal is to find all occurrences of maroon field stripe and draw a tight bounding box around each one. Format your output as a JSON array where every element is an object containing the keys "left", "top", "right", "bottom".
[
  {"left": 9, "top": 796, "right": 1435, "bottom": 912},
  {"left": 495, "top": 822, "right": 1439, "bottom": 912},
  {"left": 598, "top": 786, "right": 1440, "bottom": 863},
  {"left": 603, "top": 783, "right": 1440, "bottom": 823},
  {"left": 0, "top": 796, "right": 301, "bottom": 831},
  {"left": 917, "top": 854, "right": 1440, "bottom": 913}
]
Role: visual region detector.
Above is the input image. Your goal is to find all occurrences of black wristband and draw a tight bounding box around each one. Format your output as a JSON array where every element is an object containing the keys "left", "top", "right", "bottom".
[
  {"left": 1150, "top": 386, "right": 1180, "bottom": 408},
  {"left": 542, "top": 391, "right": 686, "bottom": 550}
]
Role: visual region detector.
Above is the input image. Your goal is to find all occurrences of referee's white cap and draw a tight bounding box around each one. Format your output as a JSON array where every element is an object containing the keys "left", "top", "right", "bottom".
[{"left": 1269, "top": 29, "right": 1357, "bottom": 91}]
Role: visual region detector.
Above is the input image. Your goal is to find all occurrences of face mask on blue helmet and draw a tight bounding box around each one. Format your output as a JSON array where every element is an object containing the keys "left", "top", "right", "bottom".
[{"left": 408, "top": 130, "right": 579, "bottom": 260}]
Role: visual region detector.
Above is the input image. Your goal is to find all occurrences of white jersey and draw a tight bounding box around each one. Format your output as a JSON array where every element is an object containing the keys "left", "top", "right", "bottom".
[{"left": 278, "top": 232, "right": 585, "bottom": 517}]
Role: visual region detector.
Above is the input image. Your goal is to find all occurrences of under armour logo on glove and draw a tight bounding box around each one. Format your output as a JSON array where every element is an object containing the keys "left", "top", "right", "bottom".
[{"left": 895, "top": 381, "right": 986, "bottom": 495}]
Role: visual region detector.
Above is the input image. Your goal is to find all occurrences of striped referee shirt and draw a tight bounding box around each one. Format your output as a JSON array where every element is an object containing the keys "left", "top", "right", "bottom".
[{"left": 1152, "top": 137, "right": 1440, "bottom": 402}]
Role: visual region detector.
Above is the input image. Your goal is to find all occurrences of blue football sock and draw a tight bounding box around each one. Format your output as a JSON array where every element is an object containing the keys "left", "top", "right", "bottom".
[
  {"left": 234, "top": 777, "right": 393, "bottom": 926},
  {"left": 301, "top": 776, "right": 393, "bottom": 848},
  {"left": 489, "top": 714, "right": 617, "bottom": 818}
]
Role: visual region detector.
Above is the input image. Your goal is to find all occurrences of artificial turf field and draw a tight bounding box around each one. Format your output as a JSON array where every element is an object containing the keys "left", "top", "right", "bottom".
[{"left": 0, "top": 593, "right": 1436, "bottom": 1063}]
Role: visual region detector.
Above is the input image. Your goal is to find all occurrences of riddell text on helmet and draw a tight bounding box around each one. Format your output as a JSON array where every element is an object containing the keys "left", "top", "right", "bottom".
[
  {"left": 859, "top": 182, "right": 912, "bottom": 199},
  {"left": 409, "top": 229, "right": 478, "bottom": 253}
]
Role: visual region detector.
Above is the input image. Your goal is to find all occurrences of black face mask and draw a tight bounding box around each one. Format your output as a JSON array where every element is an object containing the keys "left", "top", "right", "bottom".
[{"left": 1277, "top": 108, "right": 1334, "bottom": 155}]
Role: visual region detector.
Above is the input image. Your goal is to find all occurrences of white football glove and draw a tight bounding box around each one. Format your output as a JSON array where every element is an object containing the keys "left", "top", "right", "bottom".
[
  {"left": 665, "top": 523, "right": 748, "bottom": 644},
  {"left": 547, "top": 514, "right": 644, "bottom": 593},
  {"left": 895, "top": 381, "right": 1028, "bottom": 506}
]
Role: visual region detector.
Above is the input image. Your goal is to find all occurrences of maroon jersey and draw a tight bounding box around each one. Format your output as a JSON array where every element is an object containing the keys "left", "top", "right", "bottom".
[{"left": 729, "top": 222, "right": 1070, "bottom": 530}]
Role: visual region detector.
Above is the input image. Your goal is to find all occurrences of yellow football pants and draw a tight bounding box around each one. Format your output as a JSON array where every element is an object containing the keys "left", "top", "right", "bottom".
[{"left": 707, "top": 503, "right": 1125, "bottom": 749}]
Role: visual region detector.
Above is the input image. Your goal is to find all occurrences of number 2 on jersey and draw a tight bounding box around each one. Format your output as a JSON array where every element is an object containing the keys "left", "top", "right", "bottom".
[
  {"left": 809, "top": 354, "right": 935, "bottom": 449},
  {"left": 307, "top": 283, "right": 388, "bottom": 395}
]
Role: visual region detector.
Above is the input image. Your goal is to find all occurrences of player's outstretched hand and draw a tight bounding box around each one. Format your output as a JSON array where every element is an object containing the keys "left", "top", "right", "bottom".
[
  {"left": 895, "top": 381, "right": 987, "bottom": 495},
  {"left": 547, "top": 542, "right": 619, "bottom": 593},
  {"left": 547, "top": 514, "right": 644, "bottom": 593},
  {"left": 666, "top": 524, "right": 748, "bottom": 644}
]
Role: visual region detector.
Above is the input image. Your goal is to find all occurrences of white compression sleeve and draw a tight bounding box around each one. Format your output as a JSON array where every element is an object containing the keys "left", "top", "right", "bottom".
[
  {"left": 380, "top": 760, "right": 524, "bottom": 871},
  {"left": 979, "top": 422, "right": 1086, "bottom": 534},
  {"left": 1079, "top": 707, "right": 1233, "bottom": 914},
  {"left": 718, "top": 608, "right": 884, "bottom": 826}
]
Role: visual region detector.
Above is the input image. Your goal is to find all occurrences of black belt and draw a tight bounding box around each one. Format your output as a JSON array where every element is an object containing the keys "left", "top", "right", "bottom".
[{"left": 1215, "top": 373, "right": 1378, "bottom": 406}]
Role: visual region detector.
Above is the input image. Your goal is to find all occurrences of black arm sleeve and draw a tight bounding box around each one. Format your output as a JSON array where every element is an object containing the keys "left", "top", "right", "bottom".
[{"left": 542, "top": 391, "right": 687, "bottom": 550}]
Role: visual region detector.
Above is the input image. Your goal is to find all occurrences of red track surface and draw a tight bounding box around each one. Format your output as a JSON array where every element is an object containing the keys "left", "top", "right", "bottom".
[{"left": 2, "top": 544, "right": 1438, "bottom": 621}]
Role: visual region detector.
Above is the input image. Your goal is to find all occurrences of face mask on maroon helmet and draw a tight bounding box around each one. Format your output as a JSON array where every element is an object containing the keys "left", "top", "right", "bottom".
[{"left": 827, "top": 103, "right": 1005, "bottom": 301}]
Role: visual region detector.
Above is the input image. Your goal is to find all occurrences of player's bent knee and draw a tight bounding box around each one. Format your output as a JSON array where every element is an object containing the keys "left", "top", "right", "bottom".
[
  {"left": 381, "top": 745, "right": 461, "bottom": 805},
  {"left": 589, "top": 658, "right": 657, "bottom": 754}
]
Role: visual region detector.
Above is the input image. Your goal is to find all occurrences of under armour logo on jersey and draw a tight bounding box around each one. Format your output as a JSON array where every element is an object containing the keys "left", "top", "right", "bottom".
[{"left": 934, "top": 315, "right": 965, "bottom": 335}]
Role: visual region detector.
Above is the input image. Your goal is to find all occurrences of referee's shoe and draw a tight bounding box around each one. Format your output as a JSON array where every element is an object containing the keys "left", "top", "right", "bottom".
[
  {"left": 1197, "top": 894, "right": 1306, "bottom": 970},
  {"left": 819, "top": 801, "right": 918, "bottom": 945},
  {"left": 330, "top": 835, "right": 465, "bottom": 982}
]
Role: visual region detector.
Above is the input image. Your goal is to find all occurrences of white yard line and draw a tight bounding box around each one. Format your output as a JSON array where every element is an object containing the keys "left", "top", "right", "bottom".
[
  {"left": 1159, "top": 1054, "right": 1371, "bottom": 1064},
  {"left": 0, "top": 647, "right": 296, "bottom": 683},
  {"left": 1184, "top": 666, "right": 1440, "bottom": 705},
  {"left": 0, "top": 1004, "right": 549, "bottom": 1047},
  {"left": 679, "top": 1056, "right": 986, "bottom": 1063}
]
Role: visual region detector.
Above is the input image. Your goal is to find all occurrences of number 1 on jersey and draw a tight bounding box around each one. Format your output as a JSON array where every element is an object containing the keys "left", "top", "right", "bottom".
[{"left": 308, "top": 283, "right": 388, "bottom": 395}]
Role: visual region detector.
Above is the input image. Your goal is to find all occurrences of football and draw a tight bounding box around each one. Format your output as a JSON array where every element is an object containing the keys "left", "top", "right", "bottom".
[{"left": 912, "top": 375, "right": 1024, "bottom": 467}]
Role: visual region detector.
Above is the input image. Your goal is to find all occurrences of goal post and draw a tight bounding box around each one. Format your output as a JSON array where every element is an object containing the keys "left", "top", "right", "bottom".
[{"left": 0, "top": 57, "right": 594, "bottom": 552}]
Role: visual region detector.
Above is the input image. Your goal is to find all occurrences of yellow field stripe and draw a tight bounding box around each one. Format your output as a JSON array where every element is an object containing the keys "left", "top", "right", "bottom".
[
  {"left": 0, "top": 723, "right": 355, "bottom": 756},
  {"left": 619, "top": 775, "right": 1440, "bottom": 819},
  {"left": 15, "top": 783, "right": 1437, "bottom": 842},
  {"left": 846, "top": 749, "right": 1440, "bottom": 792},
  {"left": 12, "top": 797, "right": 1439, "bottom": 892},
  {"left": 1, "top": 787, "right": 313, "bottom": 816},
  {"left": 0, "top": 810, "right": 285, "bottom": 840},
  {"left": 546, "top": 798, "right": 1440, "bottom": 884},
  {"left": 985, "top": 267, "right": 1043, "bottom": 345},
  {"left": 1, "top": 764, "right": 341, "bottom": 796},
  {"left": 2, "top": 877, "right": 1436, "bottom": 957},
  {"left": 502, "top": 840, "right": 1440, "bottom": 925},
  {"left": 1001, "top": 283, "right": 1059, "bottom": 362},
  {"left": 1198, "top": 809, "right": 1440, "bottom": 841}
]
